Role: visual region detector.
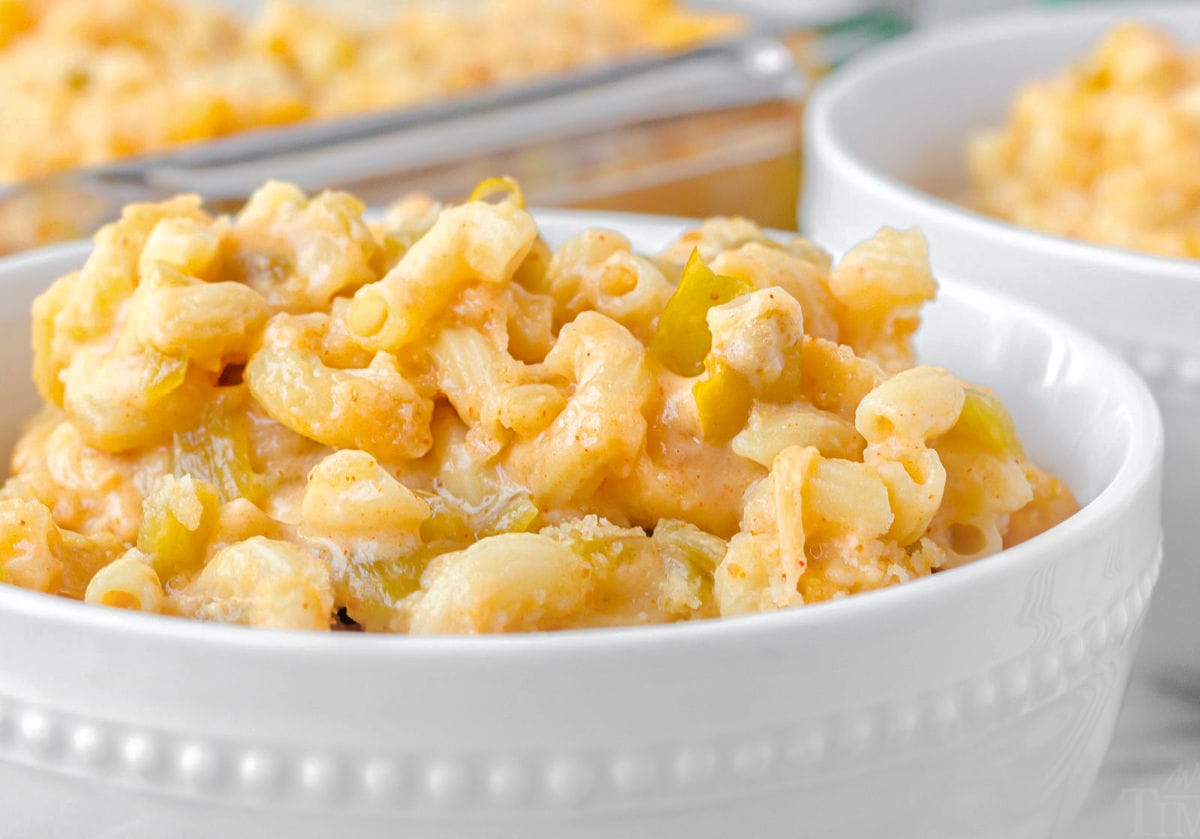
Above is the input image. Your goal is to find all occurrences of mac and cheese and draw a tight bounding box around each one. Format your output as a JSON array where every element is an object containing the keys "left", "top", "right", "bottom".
[
  {"left": 968, "top": 24, "right": 1200, "bottom": 259},
  {"left": 0, "top": 0, "right": 738, "bottom": 184},
  {"left": 0, "top": 180, "right": 1077, "bottom": 632}
]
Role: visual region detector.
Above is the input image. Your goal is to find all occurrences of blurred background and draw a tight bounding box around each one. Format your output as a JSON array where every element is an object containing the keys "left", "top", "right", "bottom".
[{"left": 0, "top": 0, "right": 1089, "bottom": 254}]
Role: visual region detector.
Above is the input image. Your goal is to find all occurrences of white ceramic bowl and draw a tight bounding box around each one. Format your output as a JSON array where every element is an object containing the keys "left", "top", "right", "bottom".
[
  {"left": 801, "top": 1, "right": 1199, "bottom": 673},
  {"left": 0, "top": 211, "right": 1162, "bottom": 839}
]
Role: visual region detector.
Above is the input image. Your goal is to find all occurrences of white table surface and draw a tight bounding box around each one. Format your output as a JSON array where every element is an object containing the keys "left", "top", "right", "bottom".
[
  {"left": 1070, "top": 666, "right": 1200, "bottom": 837},
  {"left": 1066, "top": 543, "right": 1200, "bottom": 837}
]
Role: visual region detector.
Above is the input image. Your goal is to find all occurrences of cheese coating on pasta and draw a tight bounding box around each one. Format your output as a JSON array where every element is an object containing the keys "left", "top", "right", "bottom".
[{"left": 0, "top": 180, "right": 1077, "bottom": 632}]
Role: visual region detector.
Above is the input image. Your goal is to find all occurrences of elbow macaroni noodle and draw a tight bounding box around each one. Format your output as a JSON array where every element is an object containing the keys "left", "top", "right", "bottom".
[{"left": 0, "top": 179, "right": 1077, "bottom": 633}]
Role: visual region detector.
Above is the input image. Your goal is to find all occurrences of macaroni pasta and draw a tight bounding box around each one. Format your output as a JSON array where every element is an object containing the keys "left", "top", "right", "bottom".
[
  {"left": 0, "top": 0, "right": 738, "bottom": 184},
  {"left": 968, "top": 23, "right": 1200, "bottom": 259},
  {"left": 0, "top": 180, "right": 1077, "bottom": 632}
]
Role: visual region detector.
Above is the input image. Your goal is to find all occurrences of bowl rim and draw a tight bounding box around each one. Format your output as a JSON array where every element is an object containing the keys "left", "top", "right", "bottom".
[
  {"left": 0, "top": 209, "right": 1164, "bottom": 658},
  {"left": 805, "top": 0, "right": 1200, "bottom": 276}
]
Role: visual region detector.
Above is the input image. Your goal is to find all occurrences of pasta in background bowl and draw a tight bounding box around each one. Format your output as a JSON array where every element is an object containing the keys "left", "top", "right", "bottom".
[
  {"left": 0, "top": 205, "right": 1162, "bottom": 838},
  {"left": 1, "top": 180, "right": 1076, "bottom": 632},
  {"left": 967, "top": 22, "right": 1200, "bottom": 260}
]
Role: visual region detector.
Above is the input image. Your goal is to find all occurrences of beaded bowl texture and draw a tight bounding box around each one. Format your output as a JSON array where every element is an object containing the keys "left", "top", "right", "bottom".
[{"left": 0, "top": 211, "right": 1162, "bottom": 838}]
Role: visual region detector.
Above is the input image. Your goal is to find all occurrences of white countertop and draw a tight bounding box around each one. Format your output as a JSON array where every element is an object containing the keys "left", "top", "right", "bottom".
[{"left": 1070, "top": 660, "right": 1200, "bottom": 836}]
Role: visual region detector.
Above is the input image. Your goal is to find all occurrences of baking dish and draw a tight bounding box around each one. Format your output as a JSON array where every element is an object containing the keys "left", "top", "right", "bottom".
[{"left": 0, "top": 1, "right": 913, "bottom": 253}]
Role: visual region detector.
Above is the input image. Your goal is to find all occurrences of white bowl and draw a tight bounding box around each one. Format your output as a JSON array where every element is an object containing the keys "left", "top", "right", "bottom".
[
  {"left": 801, "top": 1, "right": 1199, "bottom": 673},
  {"left": 0, "top": 211, "right": 1162, "bottom": 839}
]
